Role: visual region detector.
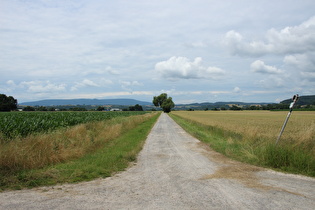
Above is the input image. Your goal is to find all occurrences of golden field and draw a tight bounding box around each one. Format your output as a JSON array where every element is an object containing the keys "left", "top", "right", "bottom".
[{"left": 172, "top": 111, "right": 315, "bottom": 150}]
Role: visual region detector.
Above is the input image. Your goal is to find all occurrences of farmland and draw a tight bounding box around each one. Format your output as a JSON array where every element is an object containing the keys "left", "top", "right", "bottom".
[
  {"left": 170, "top": 111, "right": 315, "bottom": 176},
  {"left": 0, "top": 111, "right": 160, "bottom": 190},
  {"left": 0, "top": 111, "right": 146, "bottom": 140},
  {"left": 171, "top": 111, "right": 315, "bottom": 145}
]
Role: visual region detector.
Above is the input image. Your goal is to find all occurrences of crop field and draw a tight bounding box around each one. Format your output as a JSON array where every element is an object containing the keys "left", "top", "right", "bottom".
[
  {"left": 172, "top": 111, "right": 315, "bottom": 146},
  {"left": 170, "top": 110, "right": 315, "bottom": 176},
  {"left": 0, "top": 111, "right": 146, "bottom": 141},
  {"left": 0, "top": 111, "right": 160, "bottom": 190}
]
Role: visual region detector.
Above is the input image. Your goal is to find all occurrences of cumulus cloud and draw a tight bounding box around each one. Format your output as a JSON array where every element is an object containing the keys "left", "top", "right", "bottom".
[
  {"left": 224, "top": 16, "right": 315, "bottom": 56},
  {"left": 20, "top": 81, "right": 67, "bottom": 93},
  {"left": 284, "top": 53, "right": 315, "bottom": 70},
  {"left": 155, "top": 56, "right": 225, "bottom": 80},
  {"left": 250, "top": 60, "right": 284, "bottom": 74},
  {"left": 6, "top": 80, "right": 16, "bottom": 86},
  {"left": 284, "top": 52, "right": 315, "bottom": 82},
  {"left": 120, "top": 80, "right": 142, "bottom": 91},
  {"left": 233, "top": 87, "right": 241, "bottom": 93},
  {"left": 71, "top": 79, "right": 99, "bottom": 91}
]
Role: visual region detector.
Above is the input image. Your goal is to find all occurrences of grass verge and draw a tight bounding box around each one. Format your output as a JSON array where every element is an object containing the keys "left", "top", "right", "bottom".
[
  {"left": 169, "top": 113, "right": 315, "bottom": 177},
  {"left": 0, "top": 112, "right": 160, "bottom": 191}
]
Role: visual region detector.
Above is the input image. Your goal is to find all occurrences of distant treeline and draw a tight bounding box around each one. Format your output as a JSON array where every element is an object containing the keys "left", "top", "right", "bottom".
[
  {"left": 188, "top": 103, "right": 315, "bottom": 111},
  {"left": 21, "top": 104, "right": 146, "bottom": 112}
]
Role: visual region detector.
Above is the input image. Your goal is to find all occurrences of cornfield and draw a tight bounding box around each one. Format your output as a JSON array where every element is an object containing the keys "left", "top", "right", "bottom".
[{"left": 0, "top": 111, "right": 146, "bottom": 141}]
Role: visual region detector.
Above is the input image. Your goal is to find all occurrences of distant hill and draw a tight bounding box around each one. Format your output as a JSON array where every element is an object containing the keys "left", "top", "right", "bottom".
[
  {"left": 174, "top": 101, "right": 272, "bottom": 110},
  {"left": 20, "top": 99, "right": 153, "bottom": 106},
  {"left": 280, "top": 95, "right": 315, "bottom": 105}
]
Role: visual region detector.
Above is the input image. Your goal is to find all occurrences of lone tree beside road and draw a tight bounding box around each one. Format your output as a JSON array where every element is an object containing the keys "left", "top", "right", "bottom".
[{"left": 153, "top": 93, "right": 175, "bottom": 113}]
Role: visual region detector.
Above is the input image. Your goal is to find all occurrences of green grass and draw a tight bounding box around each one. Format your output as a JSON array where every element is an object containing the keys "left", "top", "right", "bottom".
[
  {"left": 169, "top": 113, "right": 315, "bottom": 177},
  {"left": 0, "top": 112, "right": 160, "bottom": 191}
]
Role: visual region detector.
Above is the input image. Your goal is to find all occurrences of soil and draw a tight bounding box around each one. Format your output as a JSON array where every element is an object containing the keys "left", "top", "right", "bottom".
[{"left": 1, "top": 113, "right": 314, "bottom": 209}]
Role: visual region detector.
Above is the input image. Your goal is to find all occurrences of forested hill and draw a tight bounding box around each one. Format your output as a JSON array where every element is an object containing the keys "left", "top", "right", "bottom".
[
  {"left": 20, "top": 99, "right": 152, "bottom": 106},
  {"left": 281, "top": 95, "right": 315, "bottom": 105}
]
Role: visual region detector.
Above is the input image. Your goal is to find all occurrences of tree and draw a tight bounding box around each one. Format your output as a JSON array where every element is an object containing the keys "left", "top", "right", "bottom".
[
  {"left": 134, "top": 104, "right": 143, "bottom": 111},
  {"left": 230, "top": 105, "right": 242, "bottom": 110},
  {"left": 153, "top": 93, "right": 175, "bottom": 113},
  {"left": 48, "top": 107, "right": 56, "bottom": 111},
  {"left": 129, "top": 104, "right": 143, "bottom": 111},
  {"left": 97, "top": 106, "right": 104, "bottom": 111},
  {"left": 23, "top": 106, "right": 35, "bottom": 111},
  {"left": 0, "top": 94, "right": 17, "bottom": 111},
  {"left": 37, "top": 106, "right": 48, "bottom": 111}
]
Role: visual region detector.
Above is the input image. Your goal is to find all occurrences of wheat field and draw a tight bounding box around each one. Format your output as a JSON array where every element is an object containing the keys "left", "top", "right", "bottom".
[{"left": 172, "top": 111, "right": 315, "bottom": 151}]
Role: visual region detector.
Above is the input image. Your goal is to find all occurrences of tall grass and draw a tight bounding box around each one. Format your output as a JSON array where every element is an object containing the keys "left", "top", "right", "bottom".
[
  {"left": 170, "top": 112, "right": 315, "bottom": 177},
  {"left": 0, "top": 113, "right": 157, "bottom": 172},
  {"left": 0, "top": 112, "right": 160, "bottom": 190}
]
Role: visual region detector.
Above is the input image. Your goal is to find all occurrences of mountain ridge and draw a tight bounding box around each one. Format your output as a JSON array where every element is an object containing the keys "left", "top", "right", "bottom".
[
  {"left": 19, "top": 95, "right": 315, "bottom": 107},
  {"left": 20, "top": 99, "right": 153, "bottom": 106}
]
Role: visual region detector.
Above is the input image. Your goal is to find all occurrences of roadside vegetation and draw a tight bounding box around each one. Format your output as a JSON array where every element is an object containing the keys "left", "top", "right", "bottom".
[
  {"left": 170, "top": 111, "right": 315, "bottom": 177},
  {"left": 0, "top": 112, "right": 160, "bottom": 191}
]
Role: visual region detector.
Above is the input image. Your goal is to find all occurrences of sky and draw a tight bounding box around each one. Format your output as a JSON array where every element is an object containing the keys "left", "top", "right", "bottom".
[{"left": 1, "top": 0, "right": 315, "bottom": 104}]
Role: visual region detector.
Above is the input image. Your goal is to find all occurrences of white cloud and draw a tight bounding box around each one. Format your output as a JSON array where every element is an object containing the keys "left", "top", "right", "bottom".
[
  {"left": 224, "top": 16, "right": 315, "bottom": 56},
  {"left": 20, "top": 81, "right": 66, "bottom": 93},
  {"left": 6, "top": 80, "right": 16, "bottom": 86},
  {"left": 71, "top": 79, "right": 99, "bottom": 91},
  {"left": 301, "top": 72, "right": 315, "bottom": 82},
  {"left": 283, "top": 52, "right": 315, "bottom": 72},
  {"left": 100, "top": 78, "right": 114, "bottom": 86},
  {"left": 107, "top": 69, "right": 120, "bottom": 75},
  {"left": 82, "top": 66, "right": 120, "bottom": 76},
  {"left": 233, "top": 87, "right": 241, "bottom": 93},
  {"left": 155, "top": 56, "right": 225, "bottom": 80},
  {"left": 185, "top": 41, "right": 207, "bottom": 48},
  {"left": 284, "top": 53, "right": 315, "bottom": 81},
  {"left": 250, "top": 60, "right": 284, "bottom": 74},
  {"left": 258, "top": 76, "right": 285, "bottom": 89},
  {"left": 120, "top": 80, "right": 142, "bottom": 91}
]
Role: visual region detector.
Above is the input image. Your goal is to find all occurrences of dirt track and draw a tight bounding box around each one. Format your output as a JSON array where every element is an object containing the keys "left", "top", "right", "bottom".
[{"left": 1, "top": 113, "right": 314, "bottom": 209}]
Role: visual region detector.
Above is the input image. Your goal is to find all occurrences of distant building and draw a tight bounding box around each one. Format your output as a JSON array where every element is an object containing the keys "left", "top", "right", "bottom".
[{"left": 110, "top": 108, "right": 121, "bottom": 111}]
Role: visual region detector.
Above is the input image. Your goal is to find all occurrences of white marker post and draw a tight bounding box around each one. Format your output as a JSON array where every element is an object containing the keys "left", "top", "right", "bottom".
[{"left": 276, "top": 94, "right": 299, "bottom": 145}]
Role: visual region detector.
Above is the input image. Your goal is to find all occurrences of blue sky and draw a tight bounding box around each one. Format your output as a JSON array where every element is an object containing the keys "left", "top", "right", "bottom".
[{"left": 1, "top": 0, "right": 315, "bottom": 104}]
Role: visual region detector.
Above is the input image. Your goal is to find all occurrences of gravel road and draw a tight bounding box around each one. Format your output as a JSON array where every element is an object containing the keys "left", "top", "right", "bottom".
[{"left": 1, "top": 113, "right": 314, "bottom": 209}]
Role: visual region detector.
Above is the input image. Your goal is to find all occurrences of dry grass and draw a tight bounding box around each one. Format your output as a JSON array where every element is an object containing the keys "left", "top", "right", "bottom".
[
  {"left": 172, "top": 111, "right": 315, "bottom": 152},
  {"left": 170, "top": 111, "right": 315, "bottom": 176},
  {"left": 0, "top": 113, "right": 156, "bottom": 172}
]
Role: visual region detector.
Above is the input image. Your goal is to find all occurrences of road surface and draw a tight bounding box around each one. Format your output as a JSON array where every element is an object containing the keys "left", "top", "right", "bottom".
[{"left": 1, "top": 113, "right": 314, "bottom": 209}]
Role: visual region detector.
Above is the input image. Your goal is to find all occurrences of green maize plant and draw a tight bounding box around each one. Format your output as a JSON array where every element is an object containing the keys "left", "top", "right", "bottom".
[{"left": 0, "top": 111, "right": 146, "bottom": 141}]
